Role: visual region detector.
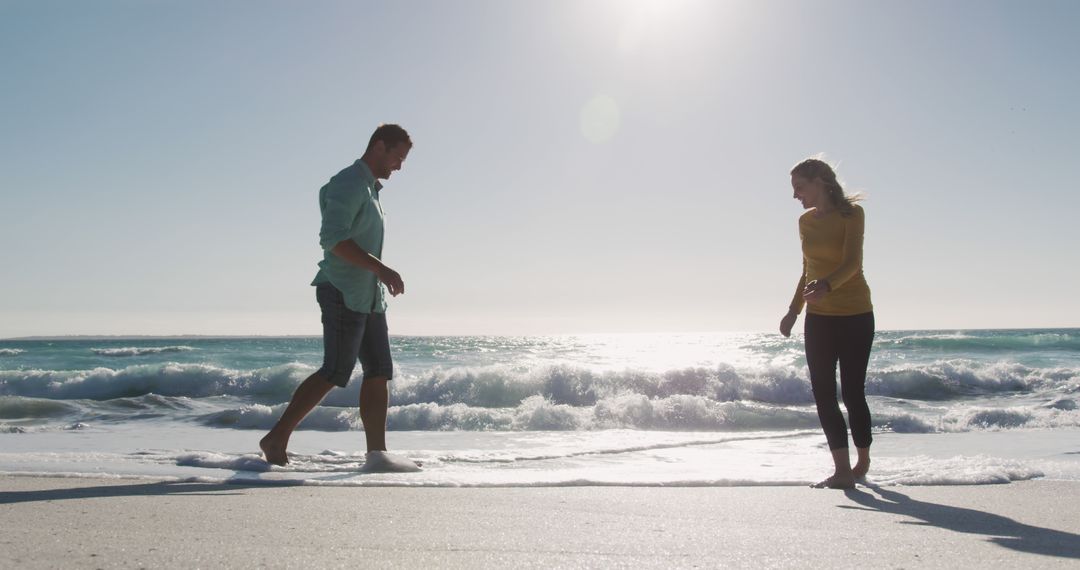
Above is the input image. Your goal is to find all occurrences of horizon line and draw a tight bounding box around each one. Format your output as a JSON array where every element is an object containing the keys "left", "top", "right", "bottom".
[{"left": 3, "top": 325, "right": 1078, "bottom": 341}]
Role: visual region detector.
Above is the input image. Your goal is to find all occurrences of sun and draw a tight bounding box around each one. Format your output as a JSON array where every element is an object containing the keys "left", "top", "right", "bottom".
[{"left": 617, "top": 0, "right": 706, "bottom": 53}]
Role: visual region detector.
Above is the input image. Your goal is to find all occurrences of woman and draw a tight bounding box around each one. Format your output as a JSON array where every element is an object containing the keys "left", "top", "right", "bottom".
[{"left": 779, "top": 158, "right": 875, "bottom": 489}]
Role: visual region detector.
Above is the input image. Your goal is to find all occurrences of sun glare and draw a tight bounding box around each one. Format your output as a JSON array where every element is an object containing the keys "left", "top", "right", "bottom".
[{"left": 617, "top": 0, "right": 704, "bottom": 53}]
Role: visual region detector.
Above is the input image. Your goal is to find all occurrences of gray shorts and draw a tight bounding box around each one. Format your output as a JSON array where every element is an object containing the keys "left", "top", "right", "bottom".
[{"left": 315, "top": 282, "right": 393, "bottom": 387}]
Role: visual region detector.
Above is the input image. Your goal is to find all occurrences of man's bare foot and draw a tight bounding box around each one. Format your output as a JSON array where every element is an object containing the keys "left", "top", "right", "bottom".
[
  {"left": 852, "top": 459, "right": 871, "bottom": 480},
  {"left": 259, "top": 434, "right": 288, "bottom": 466},
  {"left": 811, "top": 473, "right": 856, "bottom": 489},
  {"left": 360, "top": 450, "right": 422, "bottom": 473}
]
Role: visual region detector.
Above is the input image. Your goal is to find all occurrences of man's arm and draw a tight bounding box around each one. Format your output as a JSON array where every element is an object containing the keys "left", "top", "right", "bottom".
[
  {"left": 330, "top": 240, "right": 405, "bottom": 296},
  {"left": 317, "top": 176, "right": 405, "bottom": 296}
]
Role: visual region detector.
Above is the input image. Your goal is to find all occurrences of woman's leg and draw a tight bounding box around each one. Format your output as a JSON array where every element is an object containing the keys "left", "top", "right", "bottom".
[
  {"left": 838, "top": 312, "right": 875, "bottom": 478},
  {"left": 805, "top": 314, "right": 848, "bottom": 451},
  {"left": 805, "top": 314, "right": 854, "bottom": 488}
]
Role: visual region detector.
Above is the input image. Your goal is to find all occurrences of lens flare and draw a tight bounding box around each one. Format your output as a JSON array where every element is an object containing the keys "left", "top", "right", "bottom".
[{"left": 579, "top": 94, "right": 621, "bottom": 144}]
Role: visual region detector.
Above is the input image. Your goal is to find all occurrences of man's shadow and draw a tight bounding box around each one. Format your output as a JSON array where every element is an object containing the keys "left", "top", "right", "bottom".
[
  {"left": 843, "top": 485, "right": 1080, "bottom": 559},
  {"left": 0, "top": 478, "right": 302, "bottom": 506}
]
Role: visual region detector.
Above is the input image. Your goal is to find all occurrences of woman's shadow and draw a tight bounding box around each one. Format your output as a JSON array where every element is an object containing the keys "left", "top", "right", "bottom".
[{"left": 843, "top": 485, "right": 1080, "bottom": 559}]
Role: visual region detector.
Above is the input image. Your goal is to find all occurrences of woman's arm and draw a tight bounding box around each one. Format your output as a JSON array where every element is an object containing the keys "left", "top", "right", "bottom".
[
  {"left": 781, "top": 260, "right": 806, "bottom": 337},
  {"left": 822, "top": 205, "right": 865, "bottom": 290}
]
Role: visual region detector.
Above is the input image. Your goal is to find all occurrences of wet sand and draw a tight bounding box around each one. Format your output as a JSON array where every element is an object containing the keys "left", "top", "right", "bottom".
[{"left": 1, "top": 476, "right": 1078, "bottom": 568}]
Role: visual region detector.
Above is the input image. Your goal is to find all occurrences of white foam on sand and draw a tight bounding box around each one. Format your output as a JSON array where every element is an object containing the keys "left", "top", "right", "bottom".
[
  {"left": 360, "top": 451, "right": 422, "bottom": 473},
  {"left": 1, "top": 424, "right": 1078, "bottom": 487}
]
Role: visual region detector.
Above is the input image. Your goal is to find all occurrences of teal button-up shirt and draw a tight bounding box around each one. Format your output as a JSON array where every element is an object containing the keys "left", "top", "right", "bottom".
[{"left": 311, "top": 160, "right": 387, "bottom": 313}]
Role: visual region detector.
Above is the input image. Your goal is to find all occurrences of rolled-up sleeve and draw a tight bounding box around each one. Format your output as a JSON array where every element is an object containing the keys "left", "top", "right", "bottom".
[{"left": 318, "top": 179, "right": 363, "bottom": 251}]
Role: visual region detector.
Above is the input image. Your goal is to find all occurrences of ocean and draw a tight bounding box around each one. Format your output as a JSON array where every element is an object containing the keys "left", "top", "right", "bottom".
[{"left": 1, "top": 329, "right": 1078, "bottom": 487}]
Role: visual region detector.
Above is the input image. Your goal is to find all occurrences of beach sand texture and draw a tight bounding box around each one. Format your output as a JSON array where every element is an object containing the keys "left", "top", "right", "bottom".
[{"left": 2, "top": 476, "right": 1078, "bottom": 568}]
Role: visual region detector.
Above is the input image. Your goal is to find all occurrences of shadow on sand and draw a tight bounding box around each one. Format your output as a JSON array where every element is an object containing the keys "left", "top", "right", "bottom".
[
  {"left": 0, "top": 479, "right": 299, "bottom": 506},
  {"left": 843, "top": 485, "right": 1080, "bottom": 560}
]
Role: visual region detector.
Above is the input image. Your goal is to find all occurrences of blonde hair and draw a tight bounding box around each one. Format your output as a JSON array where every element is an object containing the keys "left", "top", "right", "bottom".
[{"left": 790, "top": 158, "right": 862, "bottom": 216}]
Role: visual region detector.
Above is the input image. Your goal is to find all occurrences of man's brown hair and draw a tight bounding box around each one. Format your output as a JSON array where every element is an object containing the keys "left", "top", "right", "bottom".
[{"left": 366, "top": 124, "right": 412, "bottom": 153}]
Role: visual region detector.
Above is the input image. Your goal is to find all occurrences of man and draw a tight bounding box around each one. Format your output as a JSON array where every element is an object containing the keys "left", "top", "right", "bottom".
[{"left": 260, "top": 124, "right": 416, "bottom": 470}]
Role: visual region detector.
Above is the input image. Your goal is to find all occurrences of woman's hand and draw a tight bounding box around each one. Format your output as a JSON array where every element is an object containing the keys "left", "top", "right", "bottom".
[
  {"left": 779, "top": 311, "right": 798, "bottom": 338},
  {"left": 802, "top": 279, "right": 831, "bottom": 303}
]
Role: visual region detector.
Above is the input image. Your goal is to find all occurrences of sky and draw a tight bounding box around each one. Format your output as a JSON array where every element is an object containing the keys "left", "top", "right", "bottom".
[{"left": 1, "top": 0, "right": 1078, "bottom": 337}]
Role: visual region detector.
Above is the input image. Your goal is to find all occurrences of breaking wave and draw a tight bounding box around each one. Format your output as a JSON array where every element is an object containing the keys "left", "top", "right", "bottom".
[
  {"left": 2, "top": 360, "right": 1075, "bottom": 406},
  {"left": 2, "top": 356, "right": 1076, "bottom": 433}
]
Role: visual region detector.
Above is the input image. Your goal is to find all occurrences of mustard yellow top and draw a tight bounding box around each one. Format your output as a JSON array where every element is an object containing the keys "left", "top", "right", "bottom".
[{"left": 789, "top": 204, "right": 873, "bottom": 316}]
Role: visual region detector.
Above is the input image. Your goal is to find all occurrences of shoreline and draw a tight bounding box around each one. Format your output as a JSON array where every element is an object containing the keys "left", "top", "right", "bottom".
[
  {"left": 4, "top": 326, "right": 1078, "bottom": 341},
  {"left": 2, "top": 476, "right": 1078, "bottom": 568}
]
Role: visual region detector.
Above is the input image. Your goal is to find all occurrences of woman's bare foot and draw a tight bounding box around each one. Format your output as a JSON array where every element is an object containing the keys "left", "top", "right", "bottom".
[
  {"left": 811, "top": 473, "right": 856, "bottom": 489},
  {"left": 852, "top": 458, "right": 871, "bottom": 480},
  {"left": 259, "top": 434, "right": 289, "bottom": 466}
]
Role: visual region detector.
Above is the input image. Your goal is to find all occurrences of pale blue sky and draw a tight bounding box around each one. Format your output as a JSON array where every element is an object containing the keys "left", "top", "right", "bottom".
[{"left": 1, "top": 0, "right": 1077, "bottom": 337}]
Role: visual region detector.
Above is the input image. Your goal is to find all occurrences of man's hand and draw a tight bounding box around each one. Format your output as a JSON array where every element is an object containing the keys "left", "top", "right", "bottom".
[
  {"left": 376, "top": 265, "right": 405, "bottom": 296},
  {"left": 330, "top": 240, "right": 405, "bottom": 296},
  {"left": 802, "top": 279, "right": 830, "bottom": 304},
  {"left": 779, "top": 311, "right": 798, "bottom": 338}
]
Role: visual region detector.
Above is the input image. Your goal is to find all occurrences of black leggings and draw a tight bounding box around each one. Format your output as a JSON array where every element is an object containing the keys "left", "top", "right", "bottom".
[{"left": 804, "top": 312, "right": 875, "bottom": 450}]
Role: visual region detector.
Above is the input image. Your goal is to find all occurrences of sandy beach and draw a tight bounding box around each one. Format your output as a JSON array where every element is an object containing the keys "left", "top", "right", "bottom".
[{"left": 1, "top": 476, "right": 1077, "bottom": 568}]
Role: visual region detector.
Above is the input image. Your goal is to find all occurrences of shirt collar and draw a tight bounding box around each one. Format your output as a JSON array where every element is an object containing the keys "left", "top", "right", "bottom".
[{"left": 356, "top": 159, "right": 384, "bottom": 192}]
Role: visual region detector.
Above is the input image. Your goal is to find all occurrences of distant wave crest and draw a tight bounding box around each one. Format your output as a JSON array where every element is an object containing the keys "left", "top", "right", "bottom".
[
  {"left": 92, "top": 346, "right": 195, "bottom": 357},
  {"left": 878, "top": 330, "right": 1080, "bottom": 352}
]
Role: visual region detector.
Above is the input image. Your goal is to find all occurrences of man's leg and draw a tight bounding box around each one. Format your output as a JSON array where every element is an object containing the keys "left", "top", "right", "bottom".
[
  {"left": 359, "top": 377, "right": 389, "bottom": 452},
  {"left": 260, "top": 282, "right": 364, "bottom": 465},
  {"left": 357, "top": 312, "right": 394, "bottom": 453},
  {"left": 358, "top": 373, "right": 419, "bottom": 472},
  {"left": 260, "top": 371, "right": 335, "bottom": 465}
]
